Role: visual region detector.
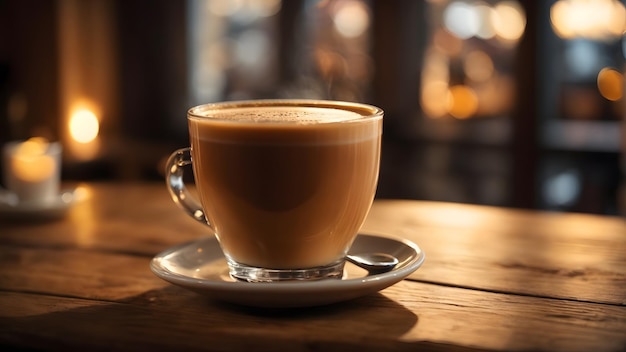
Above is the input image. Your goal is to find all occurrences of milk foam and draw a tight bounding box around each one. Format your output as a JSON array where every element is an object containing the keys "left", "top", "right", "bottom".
[{"left": 197, "top": 106, "right": 363, "bottom": 124}]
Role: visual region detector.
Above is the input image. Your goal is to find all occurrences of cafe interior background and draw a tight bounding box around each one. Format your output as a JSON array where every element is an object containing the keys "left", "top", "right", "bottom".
[{"left": 0, "top": 0, "right": 624, "bottom": 215}]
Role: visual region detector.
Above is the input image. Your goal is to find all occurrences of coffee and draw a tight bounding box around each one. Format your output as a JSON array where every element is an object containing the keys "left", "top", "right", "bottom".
[{"left": 188, "top": 104, "right": 381, "bottom": 269}]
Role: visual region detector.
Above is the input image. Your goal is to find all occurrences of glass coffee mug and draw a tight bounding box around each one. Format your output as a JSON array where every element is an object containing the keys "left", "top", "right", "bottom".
[{"left": 166, "top": 100, "right": 383, "bottom": 282}]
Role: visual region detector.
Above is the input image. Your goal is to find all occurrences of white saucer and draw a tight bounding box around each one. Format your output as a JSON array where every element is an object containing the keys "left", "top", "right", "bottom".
[
  {"left": 150, "top": 233, "right": 425, "bottom": 308},
  {"left": 0, "top": 188, "right": 78, "bottom": 220}
]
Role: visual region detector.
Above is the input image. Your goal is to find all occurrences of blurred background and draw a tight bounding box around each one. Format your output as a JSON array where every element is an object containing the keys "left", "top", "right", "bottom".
[{"left": 0, "top": 0, "right": 624, "bottom": 215}]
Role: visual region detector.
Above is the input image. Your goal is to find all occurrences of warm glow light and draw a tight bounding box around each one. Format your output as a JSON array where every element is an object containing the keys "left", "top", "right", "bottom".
[
  {"left": 464, "top": 50, "right": 494, "bottom": 82},
  {"left": 474, "top": 75, "right": 515, "bottom": 116},
  {"left": 443, "top": 1, "right": 525, "bottom": 42},
  {"left": 11, "top": 138, "right": 55, "bottom": 182},
  {"left": 491, "top": 1, "right": 526, "bottom": 41},
  {"left": 209, "top": 0, "right": 243, "bottom": 16},
  {"left": 561, "top": 88, "right": 602, "bottom": 119},
  {"left": 314, "top": 48, "right": 346, "bottom": 78},
  {"left": 16, "top": 137, "right": 49, "bottom": 156},
  {"left": 69, "top": 109, "right": 99, "bottom": 144},
  {"left": 597, "top": 67, "right": 624, "bottom": 101},
  {"left": 209, "top": 0, "right": 281, "bottom": 19},
  {"left": 250, "top": 0, "right": 282, "bottom": 17},
  {"left": 416, "top": 203, "right": 491, "bottom": 228},
  {"left": 69, "top": 184, "right": 96, "bottom": 247},
  {"left": 433, "top": 28, "right": 463, "bottom": 57},
  {"left": 421, "top": 49, "right": 450, "bottom": 118},
  {"left": 333, "top": 1, "right": 370, "bottom": 38},
  {"left": 550, "top": 0, "right": 626, "bottom": 40},
  {"left": 422, "top": 80, "right": 450, "bottom": 118},
  {"left": 447, "top": 85, "right": 479, "bottom": 119}
]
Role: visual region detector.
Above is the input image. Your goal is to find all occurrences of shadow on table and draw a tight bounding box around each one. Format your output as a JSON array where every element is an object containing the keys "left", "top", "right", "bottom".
[{"left": 0, "top": 285, "right": 421, "bottom": 351}]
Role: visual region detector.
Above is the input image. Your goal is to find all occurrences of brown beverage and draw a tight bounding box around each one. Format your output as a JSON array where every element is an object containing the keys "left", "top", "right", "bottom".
[{"left": 188, "top": 102, "right": 382, "bottom": 269}]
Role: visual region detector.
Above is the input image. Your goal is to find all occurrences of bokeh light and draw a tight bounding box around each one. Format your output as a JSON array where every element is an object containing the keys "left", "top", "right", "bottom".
[
  {"left": 597, "top": 67, "right": 624, "bottom": 101},
  {"left": 422, "top": 80, "right": 450, "bottom": 118},
  {"left": 209, "top": 0, "right": 281, "bottom": 21},
  {"left": 234, "top": 29, "right": 271, "bottom": 68},
  {"left": 551, "top": 0, "right": 626, "bottom": 40},
  {"left": 443, "top": 2, "right": 481, "bottom": 39},
  {"left": 421, "top": 49, "right": 450, "bottom": 118},
  {"left": 464, "top": 50, "right": 494, "bottom": 82},
  {"left": 543, "top": 169, "right": 581, "bottom": 208},
  {"left": 491, "top": 1, "right": 526, "bottom": 41},
  {"left": 332, "top": 0, "right": 370, "bottom": 38},
  {"left": 69, "top": 109, "right": 99, "bottom": 144},
  {"left": 11, "top": 137, "right": 56, "bottom": 183},
  {"left": 475, "top": 4, "right": 496, "bottom": 39},
  {"left": 442, "top": 1, "right": 525, "bottom": 42},
  {"left": 433, "top": 28, "right": 463, "bottom": 57},
  {"left": 564, "top": 40, "right": 602, "bottom": 80},
  {"left": 447, "top": 85, "right": 479, "bottom": 119},
  {"left": 421, "top": 1, "right": 524, "bottom": 119}
]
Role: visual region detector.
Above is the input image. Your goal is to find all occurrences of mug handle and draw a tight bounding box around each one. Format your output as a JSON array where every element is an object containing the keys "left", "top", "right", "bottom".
[{"left": 165, "top": 147, "right": 210, "bottom": 226}]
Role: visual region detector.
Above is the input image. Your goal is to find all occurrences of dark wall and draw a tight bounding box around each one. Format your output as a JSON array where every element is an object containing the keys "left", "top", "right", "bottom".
[
  {"left": 115, "top": 0, "right": 189, "bottom": 145},
  {"left": 0, "top": 0, "right": 60, "bottom": 144}
]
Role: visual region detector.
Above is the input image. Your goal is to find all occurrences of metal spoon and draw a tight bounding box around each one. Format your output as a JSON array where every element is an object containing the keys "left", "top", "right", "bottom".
[{"left": 346, "top": 252, "right": 399, "bottom": 274}]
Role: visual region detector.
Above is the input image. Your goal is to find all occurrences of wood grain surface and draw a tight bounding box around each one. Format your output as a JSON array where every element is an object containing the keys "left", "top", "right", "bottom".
[{"left": 1, "top": 183, "right": 625, "bottom": 352}]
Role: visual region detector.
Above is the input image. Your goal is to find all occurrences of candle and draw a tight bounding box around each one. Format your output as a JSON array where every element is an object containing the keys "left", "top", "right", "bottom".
[
  {"left": 3, "top": 138, "right": 62, "bottom": 204},
  {"left": 10, "top": 138, "right": 56, "bottom": 183}
]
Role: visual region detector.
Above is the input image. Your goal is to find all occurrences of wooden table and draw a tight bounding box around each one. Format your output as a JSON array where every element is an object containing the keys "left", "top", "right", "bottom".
[{"left": 1, "top": 182, "right": 625, "bottom": 351}]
